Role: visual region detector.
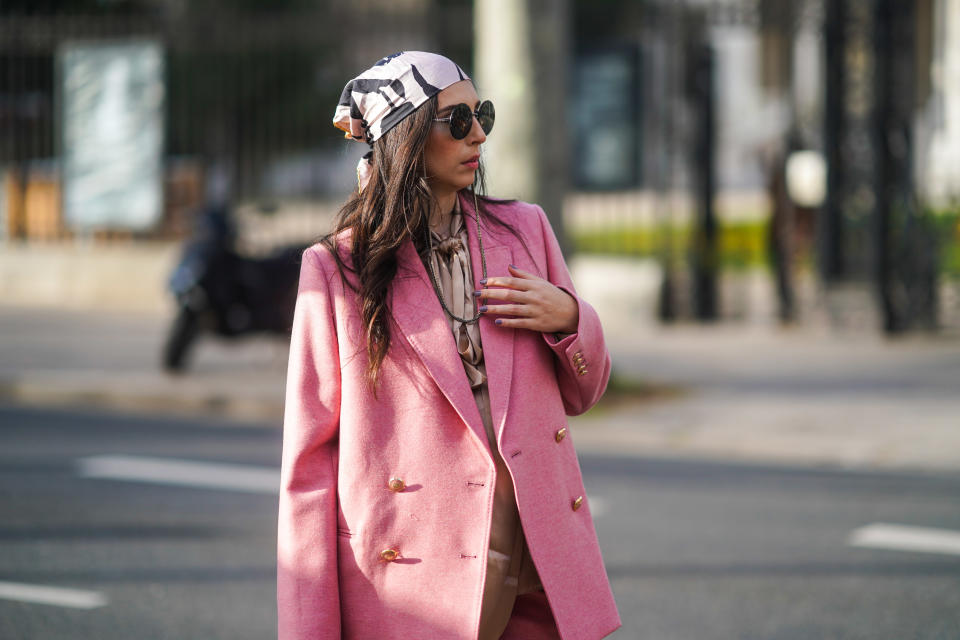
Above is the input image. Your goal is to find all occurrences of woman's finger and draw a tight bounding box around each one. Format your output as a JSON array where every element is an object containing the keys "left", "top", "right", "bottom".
[
  {"left": 506, "top": 264, "right": 538, "bottom": 280},
  {"left": 493, "top": 316, "right": 536, "bottom": 329},
  {"left": 476, "top": 287, "right": 528, "bottom": 303},
  {"left": 479, "top": 276, "right": 528, "bottom": 291},
  {"left": 480, "top": 303, "right": 530, "bottom": 317}
]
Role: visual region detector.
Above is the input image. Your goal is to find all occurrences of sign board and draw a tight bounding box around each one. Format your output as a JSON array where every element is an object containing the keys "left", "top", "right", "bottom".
[
  {"left": 60, "top": 40, "right": 164, "bottom": 231},
  {"left": 571, "top": 46, "right": 641, "bottom": 190}
]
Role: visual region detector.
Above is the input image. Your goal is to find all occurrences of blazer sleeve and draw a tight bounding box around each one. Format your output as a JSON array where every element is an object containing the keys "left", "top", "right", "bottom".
[
  {"left": 534, "top": 204, "right": 612, "bottom": 415},
  {"left": 277, "top": 246, "right": 342, "bottom": 639}
]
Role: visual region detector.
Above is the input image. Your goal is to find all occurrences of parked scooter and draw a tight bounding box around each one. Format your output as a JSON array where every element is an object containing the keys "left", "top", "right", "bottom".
[{"left": 163, "top": 202, "right": 309, "bottom": 372}]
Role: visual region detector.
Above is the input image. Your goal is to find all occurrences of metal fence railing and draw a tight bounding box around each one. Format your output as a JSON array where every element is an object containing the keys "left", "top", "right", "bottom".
[
  {"left": 2, "top": 0, "right": 958, "bottom": 332},
  {"left": 0, "top": 2, "right": 472, "bottom": 242}
]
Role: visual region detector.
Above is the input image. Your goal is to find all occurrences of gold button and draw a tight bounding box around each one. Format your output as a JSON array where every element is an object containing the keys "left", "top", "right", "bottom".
[
  {"left": 572, "top": 495, "right": 584, "bottom": 511},
  {"left": 387, "top": 477, "right": 406, "bottom": 492},
  {"left": 578, "top": 368, "right": 588, "bottom": 377},
  {"left": 555, "top": 427, "right": 567, "bottom": 443},
  {"left": 379, "top": 548, "right": 400, "bottom": 562}
]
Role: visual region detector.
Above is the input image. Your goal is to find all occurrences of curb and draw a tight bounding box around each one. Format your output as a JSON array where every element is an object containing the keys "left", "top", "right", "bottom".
[
  {"left": 6, "top": 373, "right": 960, "bottom": 476},
  {"left": 0, "top": 376, "right": 286, "bottom": 425}
]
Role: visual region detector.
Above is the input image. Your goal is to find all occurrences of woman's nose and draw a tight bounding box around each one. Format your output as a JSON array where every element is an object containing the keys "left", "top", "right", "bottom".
[{"left": 467, "top": 115, "right": 486, "bottom": 144}]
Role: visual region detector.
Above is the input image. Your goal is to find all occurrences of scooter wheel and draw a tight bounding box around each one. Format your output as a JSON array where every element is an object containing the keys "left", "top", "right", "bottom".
[{"left": 163, "top": 308, "right": 201, "bottom": 373}]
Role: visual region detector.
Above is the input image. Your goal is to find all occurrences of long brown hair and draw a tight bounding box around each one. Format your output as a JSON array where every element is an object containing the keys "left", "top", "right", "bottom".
[{"left": 322, "top": 94, "right": 525, "bottom": 391}]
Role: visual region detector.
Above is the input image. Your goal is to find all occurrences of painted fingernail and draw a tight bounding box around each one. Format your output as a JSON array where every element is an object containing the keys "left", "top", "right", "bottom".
[
  {"left": 473, "top": 290, "right": 482, "bottom": 297},
  {"left": 509, "top": 264, "right": 518, "bottom": 269},
  {"left": 495, "top": 318, "right": 503, "bottom": 326},
  {"left": 479, "top": 278, "right": 487, "bottom": 285},
  {"left": 479, "top": 305, "right": 488, "bottom": 313}
]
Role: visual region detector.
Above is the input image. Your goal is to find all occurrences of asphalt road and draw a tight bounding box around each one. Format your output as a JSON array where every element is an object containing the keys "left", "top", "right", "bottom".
[{"left": 2, "top": 404, "right": 959, "bottom": 640}]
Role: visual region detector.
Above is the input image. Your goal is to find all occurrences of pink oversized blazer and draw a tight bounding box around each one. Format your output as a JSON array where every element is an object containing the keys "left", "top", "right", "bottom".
[{"left": 278, "top": 192, "right": 621, "bottom": 640}]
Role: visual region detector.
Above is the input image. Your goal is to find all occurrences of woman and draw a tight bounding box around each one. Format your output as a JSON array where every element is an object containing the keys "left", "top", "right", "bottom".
[{"left": 278, "top": 51, "right": 620, "bottom": 640}]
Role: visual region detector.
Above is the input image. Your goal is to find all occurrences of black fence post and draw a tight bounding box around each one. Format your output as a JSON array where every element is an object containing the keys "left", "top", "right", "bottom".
[
  {"left": 822, "top": 0, "right": 846, "bottom": 283},
  {"left": 872, "top": 0, "right": 936, "bottom": 333},
  {"left": 688, "top": 39, "right": 718, "bottom": 322}
]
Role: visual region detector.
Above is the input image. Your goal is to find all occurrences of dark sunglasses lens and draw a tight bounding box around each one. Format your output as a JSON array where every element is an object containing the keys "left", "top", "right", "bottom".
[
  {"left": 449, "top": 103, "right": 472, "bottom": 139},
  {"left": 477, "top": 101, "right": 495, "bottom": 135}
]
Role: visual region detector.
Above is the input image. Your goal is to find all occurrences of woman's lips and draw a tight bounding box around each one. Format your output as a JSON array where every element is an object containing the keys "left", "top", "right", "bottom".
[{"left": 462, "top": 156, "right": 479, "bottom": 169}]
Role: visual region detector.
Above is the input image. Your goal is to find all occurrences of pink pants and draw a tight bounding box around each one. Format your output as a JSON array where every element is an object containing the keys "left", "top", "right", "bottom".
[{"left": 499, "top": 591, "right": 562, "bottom": 639}]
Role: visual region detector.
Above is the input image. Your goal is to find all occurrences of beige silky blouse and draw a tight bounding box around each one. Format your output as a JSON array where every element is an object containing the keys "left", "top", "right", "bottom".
[{"left": 425, "top": 203, "right": 542, "bottom": 640}]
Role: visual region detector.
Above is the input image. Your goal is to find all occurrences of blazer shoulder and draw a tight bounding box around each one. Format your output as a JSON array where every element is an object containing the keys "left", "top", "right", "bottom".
[
  {"left": 303, "top": 230, "right": 354, "bottom": 278},
  {"left": 482, "top": 196, "right": 543, "bottom": 219},
  {"left": 481, "top": 197, "right": 547, "bottom": 238}
]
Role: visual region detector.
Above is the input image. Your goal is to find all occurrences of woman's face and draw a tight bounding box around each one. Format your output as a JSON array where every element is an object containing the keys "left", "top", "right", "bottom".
[{"left": 424, "top": 80, "right": 487, "bottom": 197}]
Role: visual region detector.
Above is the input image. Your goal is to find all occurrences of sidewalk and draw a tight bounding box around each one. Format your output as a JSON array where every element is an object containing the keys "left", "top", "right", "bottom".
[
  {"left": 0, "top": 305, "right": 289, "bottom": 422},
  {"left": 2, "top": 304, "right": 959, "bottom": 473},
  {"left": 580, "top": 322, "right": 960, "bottom": 472}
]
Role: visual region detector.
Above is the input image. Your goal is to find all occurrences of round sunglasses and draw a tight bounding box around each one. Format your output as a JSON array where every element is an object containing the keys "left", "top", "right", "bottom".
[{"left": 433, "top": 100, "right": 495, "bottom": 140}]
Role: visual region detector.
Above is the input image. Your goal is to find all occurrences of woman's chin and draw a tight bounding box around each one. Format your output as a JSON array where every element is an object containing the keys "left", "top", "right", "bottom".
[
  {"left": 430, "top": 172, "right": 476, "bottom": 194},
  {"left": 455, "top": 170, "right": 478, "bottom": 190}
]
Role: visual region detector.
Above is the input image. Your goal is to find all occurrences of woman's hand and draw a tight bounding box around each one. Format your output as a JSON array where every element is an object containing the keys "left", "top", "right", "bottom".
[{"left": 476, "top": 264, "right": 579, "bottom": 334}]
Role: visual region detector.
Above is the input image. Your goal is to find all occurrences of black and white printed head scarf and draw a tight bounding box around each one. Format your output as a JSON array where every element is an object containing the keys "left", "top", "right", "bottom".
[{"left": 333, "top": 51, "right": 470, "bottom": 191}]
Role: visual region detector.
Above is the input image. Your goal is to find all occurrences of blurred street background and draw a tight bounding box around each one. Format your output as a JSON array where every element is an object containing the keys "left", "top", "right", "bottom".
[{"left": 2, "top": 0, "right": 960, "bottom": 638}]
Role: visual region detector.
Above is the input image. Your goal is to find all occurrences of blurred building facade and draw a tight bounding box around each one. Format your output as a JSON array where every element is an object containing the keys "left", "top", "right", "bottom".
[{"left": 2, "top": 0, "right": 959, "bottom": 333}]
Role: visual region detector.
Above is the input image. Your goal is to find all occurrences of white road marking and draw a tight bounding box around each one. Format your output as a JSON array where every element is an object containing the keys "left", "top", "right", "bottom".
[
  {"left": 77, "top": 455, "right": 279, "bottom": 494},
  {"left": 0, "top": 581, "right": 108, "bottom": 609},
  {"left": 848, "top": 523, "right": 960, "bottom": 557}
]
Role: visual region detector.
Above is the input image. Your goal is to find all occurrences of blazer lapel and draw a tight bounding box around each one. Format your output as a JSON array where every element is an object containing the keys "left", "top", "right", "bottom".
[
  {"left": 389, "top": 239, "right": 490, "bottom": 454},
  {"left": 462, "top": 192, "right": 515, "bottom": 445}
]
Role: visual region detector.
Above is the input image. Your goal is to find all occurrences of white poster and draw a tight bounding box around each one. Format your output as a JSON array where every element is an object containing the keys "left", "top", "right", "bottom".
[{"left": 60, "top": 40, "right": 164, "bottom": 230}]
